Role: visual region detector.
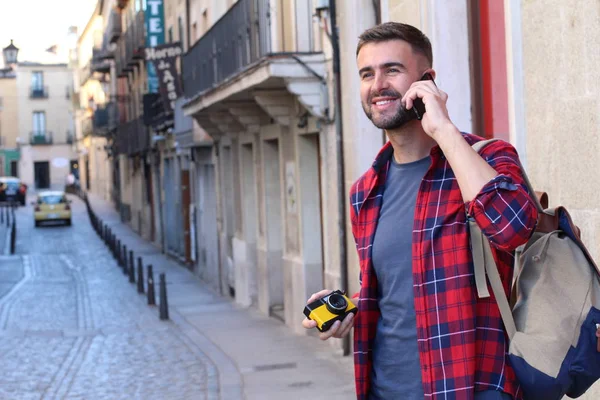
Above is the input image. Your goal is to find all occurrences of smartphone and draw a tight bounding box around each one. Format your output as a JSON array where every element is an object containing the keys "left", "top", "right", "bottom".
[{"left": 412, "top": 73, "right": 435, "bottom": 120}]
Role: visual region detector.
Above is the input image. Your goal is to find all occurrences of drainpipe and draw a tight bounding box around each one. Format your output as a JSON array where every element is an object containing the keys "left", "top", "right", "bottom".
[
  {"left": 328, "top": 0, "right": 350, "bottom": 358},
  {"left": 185, "top": 0, "right": 191, "bottom": 50}
]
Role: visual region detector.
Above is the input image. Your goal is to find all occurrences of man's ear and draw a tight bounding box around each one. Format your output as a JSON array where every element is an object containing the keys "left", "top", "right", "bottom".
[{"left": 424, "top": 69, "right": 436, "bottom": 81}]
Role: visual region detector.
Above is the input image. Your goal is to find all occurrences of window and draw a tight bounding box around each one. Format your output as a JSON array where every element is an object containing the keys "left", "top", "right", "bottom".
[
  {"left": 38, "top": 194, "right": 67, "bottom": 205},
  {"left": 168, "top": 26, "right": 173, "bottom": 43},
  {"left": 192, "top": 22, "right": 197, "bottom": 43},
  {"left": 33, "top": 111, "right": 46, "bottom": 135},
  {"left": 201, "top": 9, "right": 208, "bottom": 35},
  {"left": 178, "top": 16, "right": 185, "bottom": 48},
  {"left": 31, "top": 71, "right": 43, "bottom": 89}
]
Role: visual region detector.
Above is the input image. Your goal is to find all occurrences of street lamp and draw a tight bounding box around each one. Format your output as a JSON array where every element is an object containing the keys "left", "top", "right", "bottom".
[{"left": 2, "top": 40, "right": 19, "bottom": 66}]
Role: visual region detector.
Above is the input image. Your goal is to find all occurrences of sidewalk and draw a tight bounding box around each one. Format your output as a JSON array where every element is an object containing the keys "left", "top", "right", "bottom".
[{"left": 85, "top": 193, "right": 356, "bottom": 400}]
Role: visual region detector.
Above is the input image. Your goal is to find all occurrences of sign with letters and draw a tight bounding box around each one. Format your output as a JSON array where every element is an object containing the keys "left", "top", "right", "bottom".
[
  {"left": 145, "top": 0, "right": 165, "bottom": 93},
  {"left": 145, "top": 42, "right": 183, "bottom": 113}
]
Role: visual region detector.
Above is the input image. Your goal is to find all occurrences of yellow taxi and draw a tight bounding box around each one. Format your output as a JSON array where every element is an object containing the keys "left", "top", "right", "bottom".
[{"left": 33, "top": 191, "right": 72, "bottom": 227}]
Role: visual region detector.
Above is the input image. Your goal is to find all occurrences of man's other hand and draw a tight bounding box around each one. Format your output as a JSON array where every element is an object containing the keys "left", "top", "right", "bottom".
[{"left": 302, "top": 289, "right": 356, "bottom": 341}]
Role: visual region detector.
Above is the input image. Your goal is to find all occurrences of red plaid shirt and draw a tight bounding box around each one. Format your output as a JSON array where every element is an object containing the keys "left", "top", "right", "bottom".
[{"left": 349, "top": 134, "right": 538, "bottom": 399}]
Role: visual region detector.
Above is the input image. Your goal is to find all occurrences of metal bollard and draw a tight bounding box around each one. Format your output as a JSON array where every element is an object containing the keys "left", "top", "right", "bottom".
[
  {"left": 128, "top": 250, "right": 135, "bottom": 283},
  {"left": 120, "top": 243, "right": 125, "bottom": 268},
  {"left": 117, "top": 240, "right": 121, "bottom": 262},
  {"left": 122, "top": 245, "right": 128, "bottom": 274},
  {"left": 113, "top": 234, "right": 118, "bottom": 258},
  {"left": 10, "top": 220, "right": 16, "bottom": 254},
  {"left": 1, "top": 206, "right": 4, "bottom": 224},
  {"left": 147, "top": 265, "right": 156, "bottom": 306},
  {"left": 137, "top": 257, "right": 144, "bottom": 293},
  {"left": 159, "top": 273, "right": 169, "bottom": 320}
]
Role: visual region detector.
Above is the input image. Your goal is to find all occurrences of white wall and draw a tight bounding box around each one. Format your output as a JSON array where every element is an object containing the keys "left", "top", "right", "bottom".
[{"left": 19, "top": 144, "right": 76, "bottom": 190}]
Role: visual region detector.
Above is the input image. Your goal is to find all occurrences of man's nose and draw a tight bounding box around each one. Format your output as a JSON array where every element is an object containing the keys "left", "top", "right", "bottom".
[{"left": 373, "top": 72, "right": 390, "bottom": 92}]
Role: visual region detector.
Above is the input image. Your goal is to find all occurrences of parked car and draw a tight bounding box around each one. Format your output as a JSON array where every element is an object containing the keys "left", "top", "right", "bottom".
[
  {"left": 0, "top": 176, "right": 27, "bottom": 206},
  {"left": 33, "top": 191, "right": 72, "bottom": 227}
]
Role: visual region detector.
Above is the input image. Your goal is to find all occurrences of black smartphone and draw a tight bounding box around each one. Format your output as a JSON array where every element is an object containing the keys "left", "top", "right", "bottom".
[{"left": 412, "top": 73, "right": 435, "bottom": 120}]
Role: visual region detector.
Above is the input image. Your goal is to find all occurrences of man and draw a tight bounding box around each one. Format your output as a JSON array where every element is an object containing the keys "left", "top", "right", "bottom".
[{"left": 302, "top": 22, "right": 539, "bottom": 399}]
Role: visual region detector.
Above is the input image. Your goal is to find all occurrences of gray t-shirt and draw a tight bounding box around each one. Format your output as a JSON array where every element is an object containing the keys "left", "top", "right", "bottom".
[
  {"left": 370, "top": 155, "right": 429, "bottom": 400},
  {"left": 368, "top": 154, "right": 513, "bottom": 400}
]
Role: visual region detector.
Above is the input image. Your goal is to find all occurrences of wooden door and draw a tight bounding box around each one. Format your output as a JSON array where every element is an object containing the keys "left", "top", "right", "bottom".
[{"left": 181, "top": 169, "right": 192, "bottom": 263}]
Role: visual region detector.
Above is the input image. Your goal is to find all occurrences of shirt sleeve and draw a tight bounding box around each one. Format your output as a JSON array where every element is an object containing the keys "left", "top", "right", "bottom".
[
  {"left": 349, "top": 186, "right": 361, "bottom": 287},
  {"left": 465, "top": 140, "right": 538, "bottom": 252}
]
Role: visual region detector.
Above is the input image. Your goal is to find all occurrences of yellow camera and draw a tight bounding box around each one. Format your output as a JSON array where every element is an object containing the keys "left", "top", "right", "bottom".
[{"left": 303, "top": 290, "right": 357, "bottom": 332}]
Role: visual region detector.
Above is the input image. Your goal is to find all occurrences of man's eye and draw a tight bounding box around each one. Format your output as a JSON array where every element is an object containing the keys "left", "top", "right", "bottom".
[
  {"left": 361, "top": 72, "right": 373, "bottom": 79},
  {"left": 387, "top": 68, "right": 400, "bottom": 74}
]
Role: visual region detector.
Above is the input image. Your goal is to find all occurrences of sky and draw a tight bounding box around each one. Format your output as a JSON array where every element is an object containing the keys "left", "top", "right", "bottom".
[{"left": 0, "top": 0, "right": 97, "bottom": 66}]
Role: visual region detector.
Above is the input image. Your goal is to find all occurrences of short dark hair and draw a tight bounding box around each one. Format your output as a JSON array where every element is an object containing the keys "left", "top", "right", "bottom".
[{"left": 356, "top": 22, "right": 433, "bottom": 67}]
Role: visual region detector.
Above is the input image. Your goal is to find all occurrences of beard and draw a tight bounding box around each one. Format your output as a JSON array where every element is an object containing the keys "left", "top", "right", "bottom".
[{"left": 362, "top": 89, "right": 416, "bottom": 130}]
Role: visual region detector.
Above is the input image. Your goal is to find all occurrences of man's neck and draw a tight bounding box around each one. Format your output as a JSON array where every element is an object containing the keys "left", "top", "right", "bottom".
[{"left": 385, "top": 123, "right": 437, "bottom": 164}]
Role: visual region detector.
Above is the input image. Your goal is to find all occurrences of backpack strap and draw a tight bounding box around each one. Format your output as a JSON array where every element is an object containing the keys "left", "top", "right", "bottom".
[
  {"left": 469, "top": 138, "right": 537, "bottom": 341},
  {"left": 469, "top": 218, "right": 517, "bottom": 341}
]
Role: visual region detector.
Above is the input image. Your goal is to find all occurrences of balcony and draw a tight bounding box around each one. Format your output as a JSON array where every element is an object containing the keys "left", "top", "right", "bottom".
[
  {"left": 116, "top": 0, "right": 129, "bottom": 9},
  {"left": 105, "top": 8, "right": 123, "bottom": 44},
  {"left": 182, "top": 0, "right": 327, "bottom": 132},
  {"left": 116, "top": 11, "right": 144, "bottom": 77},
  {"left": 182, "top": 0, "right": 272, "bottom": 98},
  {"left": 30, "top": 86, "right": 49, "bottom": 99},
  {"left": 93, "top": 102, "right": 118, "bottom": 135},
  {"left": 30, "top": 131, "right": 53, "bottom": 145},
  {"left": 79, "top": 63, "right": 92, "bottom": 86},
  {"left": 82, "top": 117, "right": 93, "bottom": 137},
  {"left": 71, "top": 91, "right": 81, "bottom": 110},
  {"left": 115, "top": 117, "right": 149, "bottom": 156},
  {"left": 91, "top": 47, "right": 111, "bottom": 74}
]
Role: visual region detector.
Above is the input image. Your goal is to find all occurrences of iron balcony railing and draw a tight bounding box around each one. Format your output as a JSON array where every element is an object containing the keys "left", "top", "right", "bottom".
[
  {"left": 30, "top": 131, "right": 53, "bottom": 145},
  {"left": 116, "top": 11, "right": 144, "bottom": 77},
  {"left": 80, "top": 62, "right": 92, "bottom": 86},
  {"left": 116, "top": 0, "right": 129, "bottom": 10},
  {"left": 91, "top": 47, "right": 111, "bottom": 73},
  {"left": 115, "top": 117, "right": 149, "bottom": 156},
  {"left": 182, "top": 0, "right": 272, "bottom": 98},
  {"left": 30, "top": 85, "right": 49, "bottom": 99},
  {"left": 82, "top": 117, "right": 93, "bottom": 137},
  {"left": 93, "top": 102, "right": 118, "bottom": 135},
  {"left": 105, "top": 8, "right": 123, "bottom": 45}
]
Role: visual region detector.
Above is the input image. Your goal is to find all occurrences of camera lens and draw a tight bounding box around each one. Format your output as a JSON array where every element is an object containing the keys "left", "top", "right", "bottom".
[{"left": 326, "top": 293, "right": 347, "bottom": 315}]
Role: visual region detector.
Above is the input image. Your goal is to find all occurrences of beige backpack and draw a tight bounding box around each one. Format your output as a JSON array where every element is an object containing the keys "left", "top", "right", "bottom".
[{"left": 470, "top": 139, "right": 600, "bottom": 399}]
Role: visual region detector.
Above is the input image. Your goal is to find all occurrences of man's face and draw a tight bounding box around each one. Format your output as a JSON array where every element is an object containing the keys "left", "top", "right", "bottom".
[{"left": 357, "top": 40, "right": 424, "bottom": 130}]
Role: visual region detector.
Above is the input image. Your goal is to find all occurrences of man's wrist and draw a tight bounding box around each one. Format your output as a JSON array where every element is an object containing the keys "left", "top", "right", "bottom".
[{"left": 430, "top": 121, "right": 461, "bottom": 145}]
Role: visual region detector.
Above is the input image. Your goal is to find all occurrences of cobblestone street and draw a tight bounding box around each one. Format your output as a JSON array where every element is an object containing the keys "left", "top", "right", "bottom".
[{"left": 0, "top": 196, "right": 355, "bottom": 400}]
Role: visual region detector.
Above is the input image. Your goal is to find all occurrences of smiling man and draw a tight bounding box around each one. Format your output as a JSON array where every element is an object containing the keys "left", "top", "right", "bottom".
[{"left": 302, "top": 22, "right": 538, "bottom": 399}]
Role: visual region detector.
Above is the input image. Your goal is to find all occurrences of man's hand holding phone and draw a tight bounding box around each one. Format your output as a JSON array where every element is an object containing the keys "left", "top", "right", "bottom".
[{"left": 302, "top": 289, "right": 356, "bottom": 341}]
